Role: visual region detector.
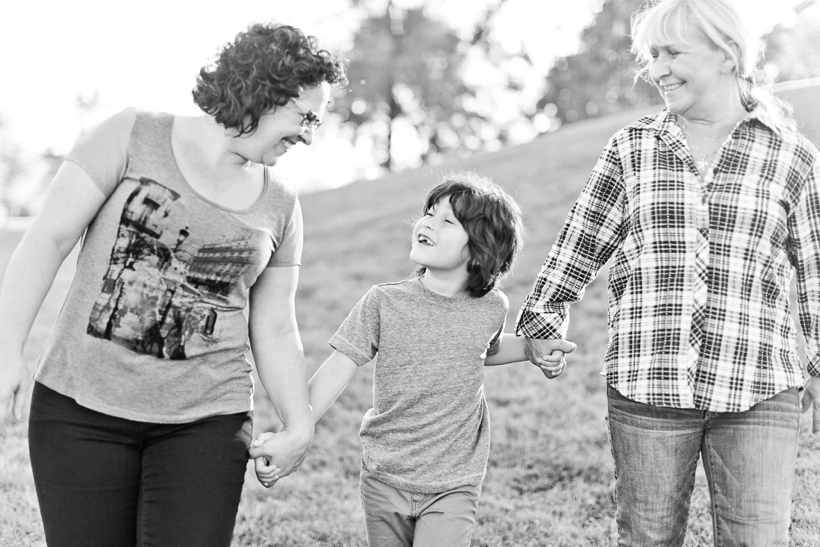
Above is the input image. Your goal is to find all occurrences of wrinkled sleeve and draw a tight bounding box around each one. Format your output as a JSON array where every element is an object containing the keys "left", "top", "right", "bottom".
[
  {"left": 329, "top": 287, "right": 381, "bottom": 367},
  {"left": 516, "top": 135, "right": 628, "bottom": 339},
  {"left": 269, "top": 197, "right": 303, "bottom": 267},
  {"left": 487, "top": 292, "right": 509, "bottom": 357},
  {"left": 790, "top": 152, "right": 820, "bottom": 376}
]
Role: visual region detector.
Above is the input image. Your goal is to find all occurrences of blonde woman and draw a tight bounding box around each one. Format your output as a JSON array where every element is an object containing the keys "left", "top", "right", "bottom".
[{"left": 516, "top": 0, "right": 820, "bottom": 544}]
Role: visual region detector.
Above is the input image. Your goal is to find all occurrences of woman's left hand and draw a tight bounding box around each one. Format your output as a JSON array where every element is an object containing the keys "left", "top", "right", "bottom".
[
  {"left": 802, "top": 376, "right": 820, "bottom": 434},
  {"left": 248, "top": 426, "right": 312, "bottom": 485}
]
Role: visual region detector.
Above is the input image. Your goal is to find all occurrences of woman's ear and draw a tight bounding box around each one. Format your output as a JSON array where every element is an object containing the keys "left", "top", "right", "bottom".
[{"left": 721, "top": 41, "right": 741, "bottom": 74}]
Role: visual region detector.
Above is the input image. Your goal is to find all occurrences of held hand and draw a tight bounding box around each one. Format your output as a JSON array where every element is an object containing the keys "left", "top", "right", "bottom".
[
  {"left": 0, "top": 354, "right": 30, "bottom": 440},
  {"left": 253, "top": 456, "right": 282, "bottom": 488},
  {"left": 251, "top": 432, "right": 281, "bottom": 487},
  {"left": 801, "top": 376, "right": 820, "bottom": 434},
  {"left": 248, "top": 426, "right": 313, "bottom": 485},
  {"left": 524, "top": 338, "right": 577, "bottom": 380}
]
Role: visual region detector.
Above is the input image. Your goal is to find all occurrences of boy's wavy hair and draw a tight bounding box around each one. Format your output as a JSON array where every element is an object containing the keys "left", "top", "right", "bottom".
[
  {"left": 192, "top": 22, "right": 348, "bottom": 136},
  {"left": 415, "top": 172, "right": 524, "bottom": 298}
]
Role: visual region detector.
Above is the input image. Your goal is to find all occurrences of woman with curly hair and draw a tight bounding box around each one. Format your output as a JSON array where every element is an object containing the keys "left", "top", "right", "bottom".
[{"left": 0, "top": 22, "right": 346, "bottom": 547}]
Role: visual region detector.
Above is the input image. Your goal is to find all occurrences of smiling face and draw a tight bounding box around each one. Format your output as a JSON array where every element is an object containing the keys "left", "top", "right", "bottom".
[
  {"left": 647, "top": 27, "right": 736, "bottom": 121},
  {"left": 231, "top": 82, "right": 331, "bottom": 166},
  {"left": 410, "top": 197, "right": 470, "bottom": 276}
]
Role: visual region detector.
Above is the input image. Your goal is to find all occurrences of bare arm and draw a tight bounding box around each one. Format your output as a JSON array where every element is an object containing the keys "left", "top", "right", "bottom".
[
  {"left": 0, "top": 162, "right": 106, "bottom": 436},
  {"left": 484, "top": 334, "right": 529, "bottom": 366},
  {"left": 484, "top": 334, "right": 576, "bottom": 374},
  {"left": 253, "top": 349, "right": 360, "bottom": 488},
  {"left": 308, "top": 350, "right": 359, "bottom": 422},
  {"left": 246, "top": 266, "right": 313, "bottom": 474}
]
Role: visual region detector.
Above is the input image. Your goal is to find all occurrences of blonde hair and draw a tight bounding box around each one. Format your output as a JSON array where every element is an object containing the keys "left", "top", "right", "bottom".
[{"left": 631, "top": 0, "right": 795, "bottom": 132}]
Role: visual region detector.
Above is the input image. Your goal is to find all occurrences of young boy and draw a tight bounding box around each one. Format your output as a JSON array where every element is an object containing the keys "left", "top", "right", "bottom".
[{"left": 252, "top": 172, "right": 576, "bottom": 546}]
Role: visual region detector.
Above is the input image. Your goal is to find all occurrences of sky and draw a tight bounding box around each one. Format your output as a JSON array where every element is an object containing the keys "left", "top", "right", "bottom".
[{"left": 0, "top": 0, "right": 803, "bottom": 191}]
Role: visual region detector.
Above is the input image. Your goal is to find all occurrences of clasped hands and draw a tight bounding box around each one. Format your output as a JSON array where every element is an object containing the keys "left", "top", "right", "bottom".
[
  {"left": 249, "top": 426, "right": 313, "bottom": 489},
  {"left": 524, "top": 337, "right": 577, "bottom": 380},
  {"left": 526, "top": 338, "right": 820, "bottom": 435}
]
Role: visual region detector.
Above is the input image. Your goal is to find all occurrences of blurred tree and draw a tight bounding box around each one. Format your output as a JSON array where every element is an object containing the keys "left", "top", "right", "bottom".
[
  {"left": 335, "top": 1, "right": 471, "bottom": 170},
  {"left": 335, "top": 0, "right": 549, "bottom": 172},
  {"left": 0, "top": 91, "right": 99, "bottom": 218},
  {"left": 762, "top": 0, "right": 820, "bottom": 82},
  {"left": 538, "top": 0, "right": 661, "bottom": 125}
]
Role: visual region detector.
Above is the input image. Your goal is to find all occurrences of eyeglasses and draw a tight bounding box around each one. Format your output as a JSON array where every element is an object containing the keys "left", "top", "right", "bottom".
[{"left": 290, "top": 99, "right": 323, "bottom": 131}]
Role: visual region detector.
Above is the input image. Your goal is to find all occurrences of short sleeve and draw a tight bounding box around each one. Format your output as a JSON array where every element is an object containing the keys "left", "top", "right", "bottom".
[
  {"left": 65, "top": 107, "right": 136, "bottom": 197},
  {"left": 268, "top": 197, "right": 303, "bottom": 267},
  {"left": 328, "top": 287, "right": 381, "bottom": 366},
  {"left": 486, "top": 320, "right": 505, "bottom": 357}
]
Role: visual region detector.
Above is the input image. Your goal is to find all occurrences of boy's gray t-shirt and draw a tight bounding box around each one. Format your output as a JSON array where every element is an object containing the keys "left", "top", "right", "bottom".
[
  {"left": 330, "top": 277, "right": 508, "bottom": 493},
  {"left": 33, "top": 108, "right": 302, "bottom": 423}
]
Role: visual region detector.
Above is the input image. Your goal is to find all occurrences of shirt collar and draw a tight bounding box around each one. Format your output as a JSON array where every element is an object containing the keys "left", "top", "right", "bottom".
[{"left": 636, "top": 106, "right": 777, "bottom": 138}]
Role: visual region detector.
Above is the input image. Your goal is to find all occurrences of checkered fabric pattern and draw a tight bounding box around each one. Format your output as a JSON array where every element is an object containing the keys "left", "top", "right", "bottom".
[{"left": 516, "top": 109, "right": 820, "bottom": 412}]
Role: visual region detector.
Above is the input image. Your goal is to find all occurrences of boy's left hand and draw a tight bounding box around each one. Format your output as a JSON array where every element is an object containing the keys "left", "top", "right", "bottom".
[
  {"left": 525, "top": 337, "right": 576, "bottom": 379},
  {"left": 535, "top": 350, "right": 566, "bottom": 378}
]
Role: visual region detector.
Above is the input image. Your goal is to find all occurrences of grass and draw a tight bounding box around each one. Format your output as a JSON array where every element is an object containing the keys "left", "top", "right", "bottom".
[{"left": 2, "top": 82, "right": 820, "bottom": 545}]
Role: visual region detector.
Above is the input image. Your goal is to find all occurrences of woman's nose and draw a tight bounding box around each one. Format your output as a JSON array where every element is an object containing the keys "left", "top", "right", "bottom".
[
  {"left": 300, "top": 126, "right": 315, "bottom": 146},
  {"left": 650, "top": 56, "right": 670, "bottom": 84}
]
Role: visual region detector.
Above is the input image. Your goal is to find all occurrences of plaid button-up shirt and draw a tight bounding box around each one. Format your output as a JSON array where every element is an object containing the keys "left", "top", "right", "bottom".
[{"left": 516, "top": 109, "right": 820, "bottom": 412}]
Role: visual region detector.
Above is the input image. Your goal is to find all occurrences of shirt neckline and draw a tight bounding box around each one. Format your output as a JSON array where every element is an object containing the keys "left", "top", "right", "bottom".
[{"left": 165, "top": 113, "right": 270, "bottom": 214}]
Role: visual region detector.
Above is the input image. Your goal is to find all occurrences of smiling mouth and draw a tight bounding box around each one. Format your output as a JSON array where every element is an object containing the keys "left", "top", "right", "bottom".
[
  {"left": 417, "top": 234, "right": 435, "bottom": 246},
  {"left": 281, "top": 138, "right": 297, "bottom": 151},
  {"left": 663, "top": 82, "right": 684, "bottom": 93}
]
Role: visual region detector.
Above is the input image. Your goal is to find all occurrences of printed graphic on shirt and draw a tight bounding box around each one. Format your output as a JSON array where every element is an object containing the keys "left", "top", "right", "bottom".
[{"left": 87, "top": 177, "right": 257, "bottom": 359}]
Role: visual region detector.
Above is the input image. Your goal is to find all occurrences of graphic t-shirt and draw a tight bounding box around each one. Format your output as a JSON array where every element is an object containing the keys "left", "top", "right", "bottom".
[{"left": 33, "top": 108, "right": 302, "bottom": 423}]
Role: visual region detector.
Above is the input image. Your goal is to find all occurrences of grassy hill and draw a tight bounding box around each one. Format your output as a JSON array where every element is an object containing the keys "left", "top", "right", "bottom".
[
  {"left": 2, "top": 81, "right": 820, "bottom": 546},
  {"left": 297, "top": 80, "right": 820, "bottom": 351}
]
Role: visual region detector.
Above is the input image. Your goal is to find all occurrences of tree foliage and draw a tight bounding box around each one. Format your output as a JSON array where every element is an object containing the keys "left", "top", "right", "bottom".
[
  {"left": 539, "top": 0, "right": 661, "bottom": 124},
  {"left": 334, "top": 2, "right": 472, "bottom": 170},
  {"left": 335, "top": 0, "right": 547, "bottom": 172},
  {"left": 762, "top": 0, "right": 820, "bottom": 82}
]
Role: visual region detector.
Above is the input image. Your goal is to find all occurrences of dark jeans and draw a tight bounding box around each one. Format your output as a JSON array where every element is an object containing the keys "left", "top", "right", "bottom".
[{"left": 28, "top": 382, "right": 252, "bottom": 547}]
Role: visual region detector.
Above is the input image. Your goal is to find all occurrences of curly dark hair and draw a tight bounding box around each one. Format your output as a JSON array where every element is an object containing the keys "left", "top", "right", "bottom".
[
  {"left": 415, "top": 172, "right": 524, "bottom": 298},
  {"left": 192, "top": 22, "right": 347, "bottom": 136}
]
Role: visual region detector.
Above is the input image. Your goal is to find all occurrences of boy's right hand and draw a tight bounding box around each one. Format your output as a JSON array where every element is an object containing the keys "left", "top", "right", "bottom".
[
  {"left": 248, "top": 426, "right": 313, "bottom": 487},
  {"left": 252, "top": 432, "right": 281, "bottom": 487}
]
